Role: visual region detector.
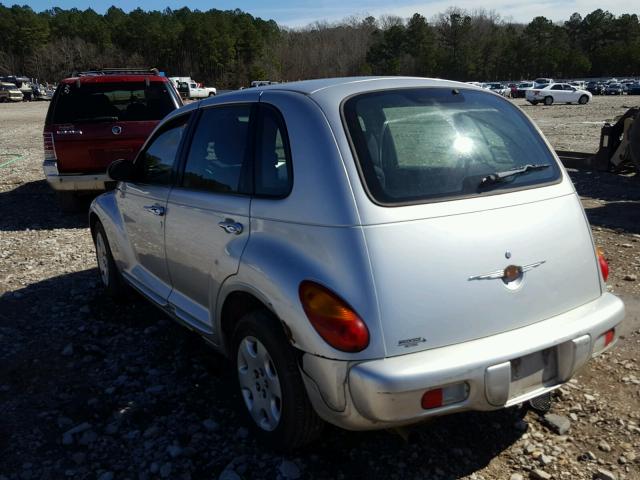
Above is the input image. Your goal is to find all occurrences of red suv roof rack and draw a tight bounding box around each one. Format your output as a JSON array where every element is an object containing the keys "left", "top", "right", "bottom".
[{"left": 71, "top": 68, "right": 160, "bottom": 77}]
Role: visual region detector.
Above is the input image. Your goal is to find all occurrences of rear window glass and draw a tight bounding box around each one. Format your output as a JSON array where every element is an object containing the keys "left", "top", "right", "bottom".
[
  {"left": 52, "top": 81, "right": 175, "bottom": 124},
  {"left": 342, "top": 88, "right": 560, "bottom": 205}
]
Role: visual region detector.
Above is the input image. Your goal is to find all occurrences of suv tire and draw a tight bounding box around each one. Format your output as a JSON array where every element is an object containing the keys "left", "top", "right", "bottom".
[
  {"left": 94, "top": 222, "right": 127, "bottom": 299},
  {"left": 232, "top": 310, "right": 323, "bottom": 450}
]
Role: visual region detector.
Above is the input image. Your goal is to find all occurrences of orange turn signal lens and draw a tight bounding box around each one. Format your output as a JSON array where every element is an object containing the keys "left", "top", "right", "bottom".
[{"left": 299, "top": 281, "right": 369, "bottom": 352}]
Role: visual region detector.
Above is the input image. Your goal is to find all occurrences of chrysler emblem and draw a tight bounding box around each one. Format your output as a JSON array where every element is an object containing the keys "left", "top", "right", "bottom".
[
  {"left": 112, "top": 125, "right": 122, "bottom": 135},
  {"left": 468, "top": 260, "right": 546, "bottom": 283}
]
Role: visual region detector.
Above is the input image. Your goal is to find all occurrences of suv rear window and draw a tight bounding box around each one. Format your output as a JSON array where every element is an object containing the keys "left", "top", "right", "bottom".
[
  {"left": 342, "top": 88, "right": 560, "bottom": 205},
  {"left": 52, "top": 81, "right": 176, "bottom": 124}
]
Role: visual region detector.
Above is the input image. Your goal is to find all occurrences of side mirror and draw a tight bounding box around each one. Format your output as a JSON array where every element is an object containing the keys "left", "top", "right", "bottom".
[{"left": 108, "top": 159, "right": 135, "bottom": 182}]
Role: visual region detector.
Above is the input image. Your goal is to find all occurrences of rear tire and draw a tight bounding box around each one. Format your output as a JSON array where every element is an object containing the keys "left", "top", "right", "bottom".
[
  {"left": 543, "top": 96, "right": 553, "bottom": 106},
  {"left": 579, "top": 95, "right": 589, "bottom": 105},
  {"left": 232, "top": 310, "right": 324, "bottom": 450},
  {"left": 94, "top": 222, "right": 127, "bottom": 300}
]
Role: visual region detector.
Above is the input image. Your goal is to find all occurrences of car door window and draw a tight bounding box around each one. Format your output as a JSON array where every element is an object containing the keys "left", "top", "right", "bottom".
[
  {"left": 255, "top": 105, "right": 292, "bottom": 197},
  {"left": 182, "top": 105, "right": 252, "bottom": 194},
  {"left": 136, "top": 114, "right": 190, "bottom": 185},
  {"left": 551, "top": 85, "right": 563, "bottom": 91}
]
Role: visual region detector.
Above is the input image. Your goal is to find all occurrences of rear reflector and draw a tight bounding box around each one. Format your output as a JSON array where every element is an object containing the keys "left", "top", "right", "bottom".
[
  {"left": 43, "top": 132, "right": 56, "bottom": 161},
  {"left": 593, "top": 328, "right": 616, "bottom": 356},
  {"left": 421, "top": 383, "right": 469, "bottom": 410},
  {"left": 604, "top": 329, "right": 615, "bottom": 347}
]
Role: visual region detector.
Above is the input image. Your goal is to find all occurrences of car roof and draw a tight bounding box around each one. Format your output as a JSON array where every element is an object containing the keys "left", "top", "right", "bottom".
[
  {"left": 60, "top": 74, "right": 169, "bottom": 84},
  {"left": 201, "top": 76, "right": 481, "bottom": 106}
]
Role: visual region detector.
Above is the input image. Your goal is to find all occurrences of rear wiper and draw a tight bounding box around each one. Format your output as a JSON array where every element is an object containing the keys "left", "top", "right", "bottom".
[
  {"left": 479, "top": 163, "right": 551, "bottom": 189},
  {"left": 73, "top": 116, "right": 119, "bottom": 123}
]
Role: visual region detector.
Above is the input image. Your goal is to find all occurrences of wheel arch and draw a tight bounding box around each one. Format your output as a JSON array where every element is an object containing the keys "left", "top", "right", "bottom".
[{"left": 218, "top": 286, "right": 291, "bottom": 358}]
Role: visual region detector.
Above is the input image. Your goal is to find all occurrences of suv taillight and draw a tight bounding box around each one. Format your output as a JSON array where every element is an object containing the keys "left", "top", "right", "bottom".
[
  {"left": 43, "top": 132, "right": 56, "bottom": 161},
  {"left": 596, "top": 247, "right": 609, "bottom": 282},
  {"left": 299, "top": 281, "right": 369, "bottom": 352}
]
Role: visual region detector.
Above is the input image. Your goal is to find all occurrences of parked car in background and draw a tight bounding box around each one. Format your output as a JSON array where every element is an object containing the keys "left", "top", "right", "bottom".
[
  {"left": 177, "top": 80, "right": 217, "bottom": 99},
  {"left": 526, "top": 83, "right": 591, "bottom": 105},
  {"left": 91, "top": 77, "right": 623, "bottom": 449},
  {"left": 587, "top": 81, "right": 605, "bottom": 95},
  {"left": 569, "top": 81, "right": 586, "bottom": 90},
  {"left": 0, "top": 82, "right": 24, "bottom": 102},
  {"left": 605, "top": 83, "right": 624, "bottom": 95},
  {"left": 42, "top": 68, "right": 182, "bottom": 211},
  {"left": 484, "top": 82, "right": 510, "bottom": 96},
  {"left": 515, "top": 81, "right": 534, "bottom": 98},
  {"left": 627, "top": 82, "right": 640, "bottom": 95},
  {"left": 533, "top": 78, "right": 553, "bottom": 89}
]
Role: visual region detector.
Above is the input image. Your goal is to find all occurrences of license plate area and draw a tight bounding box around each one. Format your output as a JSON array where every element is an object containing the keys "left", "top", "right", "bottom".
[{"left": 509, "top": 347, "right": 558, "bottom": 398}]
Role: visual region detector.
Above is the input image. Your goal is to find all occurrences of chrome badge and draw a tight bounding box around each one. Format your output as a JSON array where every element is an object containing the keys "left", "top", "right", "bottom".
[
  {"left": 112, "top": 125, "right": 122, "bottom": 135},
  {"left": 468, "top": 260, "right": 546, "bottom": 285}
]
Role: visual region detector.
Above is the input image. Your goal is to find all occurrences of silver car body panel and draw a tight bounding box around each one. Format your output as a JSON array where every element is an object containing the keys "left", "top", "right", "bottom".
[{"left": 90, "top": 76, "right": 624, "bottom": 430}]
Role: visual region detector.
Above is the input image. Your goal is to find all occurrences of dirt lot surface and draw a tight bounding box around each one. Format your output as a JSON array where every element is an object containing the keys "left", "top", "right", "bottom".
[{"left": 1, "top": 97, "right": 639, "bottom": 480}]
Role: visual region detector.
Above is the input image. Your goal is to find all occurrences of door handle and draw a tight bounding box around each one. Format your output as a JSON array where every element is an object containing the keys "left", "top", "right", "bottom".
[
  {"left": 218, "top": 219, "right": 243, "bottom": 235},
  {"left": 143, "top": 204, "right": 165, "bottom": 216}
]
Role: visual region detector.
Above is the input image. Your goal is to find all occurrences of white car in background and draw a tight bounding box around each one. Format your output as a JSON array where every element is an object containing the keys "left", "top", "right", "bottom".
[{"left": 526, "top": 83, "right": 592, "bottom": 105}]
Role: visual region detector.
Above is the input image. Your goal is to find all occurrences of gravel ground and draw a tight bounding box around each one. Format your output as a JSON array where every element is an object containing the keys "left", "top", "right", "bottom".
[{"left": 1, "top": 97, "right": 639, "bottom": 480}]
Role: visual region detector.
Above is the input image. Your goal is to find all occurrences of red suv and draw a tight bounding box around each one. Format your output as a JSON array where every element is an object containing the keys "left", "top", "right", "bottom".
[{"left": 43, "top": 68, "right": 182, "bottom": 211}]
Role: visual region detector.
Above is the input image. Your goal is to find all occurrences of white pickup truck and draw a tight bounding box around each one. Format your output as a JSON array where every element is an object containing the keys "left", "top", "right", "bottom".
[{"left": 177, "top": 81, "right": 216, "bottom": 99}]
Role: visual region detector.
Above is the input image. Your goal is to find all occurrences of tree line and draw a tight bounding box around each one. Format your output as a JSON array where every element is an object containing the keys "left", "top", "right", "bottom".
[{"left": 0, "top": 4, "right": 639, "bottom": 88}]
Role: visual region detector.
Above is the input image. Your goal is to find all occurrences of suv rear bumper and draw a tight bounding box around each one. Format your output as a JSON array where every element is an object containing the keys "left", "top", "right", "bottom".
[
  {"left": 300, "top": 293, "right": 624, "bottom": 430},
  {"left": 43, "top": 160, "right": 110, "bottom": 191}
]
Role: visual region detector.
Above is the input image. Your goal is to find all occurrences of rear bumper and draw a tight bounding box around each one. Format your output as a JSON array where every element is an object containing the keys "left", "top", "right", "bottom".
[
  {"left": 300, "top": 293, "right": 624, "bottom": 430},
  {"left": 43, "top": 160, "right": 111, "bottom": 192}
]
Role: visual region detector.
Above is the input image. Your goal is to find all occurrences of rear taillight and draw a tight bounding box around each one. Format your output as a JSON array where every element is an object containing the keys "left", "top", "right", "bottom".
[
  {"left": 596, "top": 247, "right": 609, "bottom": 282},
  {"left": 299, "top": 281, "right": 369, "bottom": 352},
  {"left": 43, "top": 132, "right": 56, "bottom": 161}
]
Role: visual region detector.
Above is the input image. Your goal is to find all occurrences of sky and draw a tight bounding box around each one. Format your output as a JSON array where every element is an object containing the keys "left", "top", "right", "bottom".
[{"left": 19, "top": 0, "right": 637, "bottom": 27}]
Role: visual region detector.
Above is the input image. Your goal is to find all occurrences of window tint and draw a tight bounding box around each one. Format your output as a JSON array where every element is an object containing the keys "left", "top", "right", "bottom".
[
  {"left": 136, "top": 115, "right": 189, "bottom": 185},
  {"left": 343, "top": 88, "right": 560, "bottom": 205},
  {"left": 255, "top": 105, "right": 292, "bottom": 197},
  {"left": 551, "top": 85, "right": 563, "bottom": 90},
  {"left": 52, "top": 81, "right": 176, "bottom": 123},
  {"left": 182, "top": 105, "right": 251, "bottom": 194}
]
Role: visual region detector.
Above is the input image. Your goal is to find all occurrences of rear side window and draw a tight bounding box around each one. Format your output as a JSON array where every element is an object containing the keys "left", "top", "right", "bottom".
[
  {"left": 181, "top": 105, "right": 252, "bottom": 194},
  {"left": 52, "top": 81, "right": 176, "bottom": 124},
  {"left": 343, "top": 88, "right": 560, "bottom": 205},
  {"left": 255, "top": 105, "right": 292, "bottom": 197}
]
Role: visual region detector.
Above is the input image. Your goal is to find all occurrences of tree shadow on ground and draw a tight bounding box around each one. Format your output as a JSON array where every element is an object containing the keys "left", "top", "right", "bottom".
[
  {"left": 568, "top": 169, "right": 640, "bottom": 234},
  {"left": 0, "top": 269, "right": 527, "bottom": 479},
  {"left": 0, "top": 179, "right": 91, "bottom": 231}
]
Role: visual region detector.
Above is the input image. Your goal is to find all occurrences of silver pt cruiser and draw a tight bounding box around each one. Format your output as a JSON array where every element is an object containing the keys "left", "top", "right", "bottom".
[{"left": 90, "top": 77, "right": 624, "bottom": 449}]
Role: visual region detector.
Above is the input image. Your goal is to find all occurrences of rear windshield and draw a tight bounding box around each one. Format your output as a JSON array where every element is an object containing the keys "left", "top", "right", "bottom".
[
  {"left": 51, "top": 81, "right": 176, "bottom": 124},
  {"left": 342, "top": 88, "right": 560, "bottom": 205}
]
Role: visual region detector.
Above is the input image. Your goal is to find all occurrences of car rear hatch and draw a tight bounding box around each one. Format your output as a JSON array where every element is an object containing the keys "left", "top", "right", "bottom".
[
  {"left": 341, "top": 86, "right": 602, "bottom": 357},
  {"left": 361, "top": 194, "right": 601, "bottom": 357},
  {"left": 46, "top": 79, "right": 177, "bottom": 173}
]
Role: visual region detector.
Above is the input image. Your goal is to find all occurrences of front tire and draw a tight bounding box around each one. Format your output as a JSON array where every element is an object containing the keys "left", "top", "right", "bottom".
[
  {"left": 544, "top": 96, "right": 553, "bottom": 106},
  {"left": 579, "top": 95, "right": 589, "bottom": 105},
  {"left": 232, "top": 310, "right": 323, "bottom": 450},
  {"left": 94, "top": 222, "right": 127, "bottom": 299}
]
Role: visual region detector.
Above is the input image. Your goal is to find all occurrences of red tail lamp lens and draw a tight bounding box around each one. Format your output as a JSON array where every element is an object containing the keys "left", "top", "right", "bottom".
[
  {"left": 596, "top": 247, "right": 609, "bottom": 282},
  {"left": 299, "top": 281, "right": 369, "bottom": 352}
]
